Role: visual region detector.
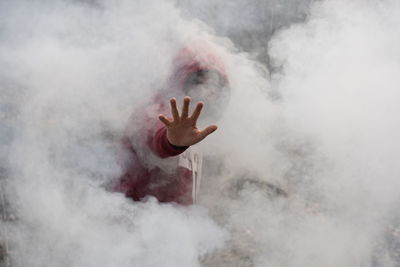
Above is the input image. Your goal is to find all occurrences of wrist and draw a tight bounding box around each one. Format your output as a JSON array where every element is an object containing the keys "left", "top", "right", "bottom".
[
  {"left": 166, "top": 135, "right": 189, "bottom": 149},
  {"left": 153, "top": 127, "right": 188, "bottom": 158}
]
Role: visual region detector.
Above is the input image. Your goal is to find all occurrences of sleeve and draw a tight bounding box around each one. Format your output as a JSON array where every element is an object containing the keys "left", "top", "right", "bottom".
[{"left": 151, "top": 126, "right": 189, "bottom": 158}]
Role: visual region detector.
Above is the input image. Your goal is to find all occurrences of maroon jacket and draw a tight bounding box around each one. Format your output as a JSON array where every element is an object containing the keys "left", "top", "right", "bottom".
[{"left": 113, "top": 44, "right": 227, "bottom": 205}]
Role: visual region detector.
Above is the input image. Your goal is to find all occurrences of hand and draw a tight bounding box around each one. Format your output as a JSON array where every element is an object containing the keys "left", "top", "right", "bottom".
[{"left": 158, "top": 96, "right": 218, "bottom": 147}]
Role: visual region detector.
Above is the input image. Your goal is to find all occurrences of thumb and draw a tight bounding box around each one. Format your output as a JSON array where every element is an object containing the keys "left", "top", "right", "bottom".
[{"left": 197, "top": 125, "right": 218, "bottom": 142}]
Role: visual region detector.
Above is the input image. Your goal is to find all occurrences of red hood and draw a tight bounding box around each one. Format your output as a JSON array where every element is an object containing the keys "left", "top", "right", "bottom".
[{"left": 167, "top": 43, "right": 228, "bottom": 93}]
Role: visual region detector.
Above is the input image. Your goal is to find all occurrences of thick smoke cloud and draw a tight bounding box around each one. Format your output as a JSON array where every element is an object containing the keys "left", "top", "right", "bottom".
[
  {"left": 1, "top": 0, "right": 400, "bottom": 266},
  {"left": 0, "top": 1, "right": 227, "bottom": 266}
]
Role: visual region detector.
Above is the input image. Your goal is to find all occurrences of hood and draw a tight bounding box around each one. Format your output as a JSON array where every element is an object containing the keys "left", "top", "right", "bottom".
[{"left": 167, "top": 42, "right": 228, "bottom": 93}]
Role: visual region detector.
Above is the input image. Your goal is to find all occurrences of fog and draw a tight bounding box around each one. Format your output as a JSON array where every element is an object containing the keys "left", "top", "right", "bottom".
[{"left": 1, "top": 0, "right": 400, "bottom": 266}]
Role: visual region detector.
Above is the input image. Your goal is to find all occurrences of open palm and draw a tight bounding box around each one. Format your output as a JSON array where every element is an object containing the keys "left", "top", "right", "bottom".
[{"left": 158, "top": 97, "right": 218, "bottom": 147}]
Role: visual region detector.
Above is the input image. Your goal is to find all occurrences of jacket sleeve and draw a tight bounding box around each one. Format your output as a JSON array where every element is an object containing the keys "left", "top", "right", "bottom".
[{"left": 151, "top": 126, "right": 189, "bottom": 158}]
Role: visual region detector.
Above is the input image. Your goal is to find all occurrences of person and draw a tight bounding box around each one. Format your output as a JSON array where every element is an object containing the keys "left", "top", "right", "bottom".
[{"left": 113, "top": 43, "right": 230, "bottom": 205}]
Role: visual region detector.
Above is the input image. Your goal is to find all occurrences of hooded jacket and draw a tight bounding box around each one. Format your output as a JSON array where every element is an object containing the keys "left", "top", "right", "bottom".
[{"left": 113, "top": 44, "right": 227, "bottom": 205}]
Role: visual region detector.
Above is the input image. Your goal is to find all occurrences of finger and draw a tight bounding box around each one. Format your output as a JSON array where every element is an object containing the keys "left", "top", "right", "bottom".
[
  {"left": 181, "top": 96, "right": 191, "bottom": 119},
  {"left": 197, "top": 125, "right": 218, "bottom": 142},
  {"left": 190, "top": 101, "right": 204, "bottom": 122},
  {"left": 170, "top": 98, "right": 180, "bottom": 121},
  {"left": 158, "top": 114, "right": 172, "bottom": 127}
]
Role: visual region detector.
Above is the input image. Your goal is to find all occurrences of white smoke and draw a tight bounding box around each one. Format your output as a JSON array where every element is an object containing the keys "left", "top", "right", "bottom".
[
  {"left": 1, "top": 0, "right": 400, "bottom": 266},
  {"left": 193, "top": 0, "right": 400, "bottom": 266},
  {"left": 1, "top": 1, "right": 227, "bottom": 266}
]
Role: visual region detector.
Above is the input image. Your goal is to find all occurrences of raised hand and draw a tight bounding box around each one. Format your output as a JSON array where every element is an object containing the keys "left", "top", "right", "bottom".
[{"left": 158, "top": 96, "right": 218, "bottom": 147}]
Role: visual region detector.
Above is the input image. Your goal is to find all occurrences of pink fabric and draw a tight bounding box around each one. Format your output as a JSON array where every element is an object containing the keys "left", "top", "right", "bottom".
[
  {"left": 114, "top": 133, "right": 193, "bottom": 205},
  {"left": 113, "top": 43, "right": 226, "bottom": 205}
]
